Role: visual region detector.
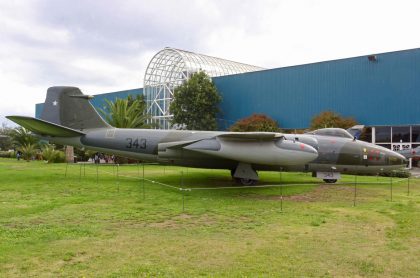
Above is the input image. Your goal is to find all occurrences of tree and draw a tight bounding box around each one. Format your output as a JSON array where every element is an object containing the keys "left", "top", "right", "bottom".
[
  {"left": 310, "top": 111, "right": 357, "bottom": 130},
  {"left": 229, "top": 114, "right": 280, "bottom": 132},
  {"left": 99, "top": 95, "right": 151, "bottom": 128},
  {"left": 170, "top": 71, "right": 222, "bottom": 130},
  {"left": 9, "top": 127, "right": 39, "bottom": 149},
  {"left": 0, "top": 123, "right": 13, "bottom": 150}
]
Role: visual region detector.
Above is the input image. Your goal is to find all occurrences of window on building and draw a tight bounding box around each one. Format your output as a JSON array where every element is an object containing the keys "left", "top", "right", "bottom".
[
  {"left": 375, "top": 126, "right": 391, "bottom": 143},
  {"left": 392, "top": 126, "right": 410, "bottom": 143},
  {"left": 359, "top": 127, "right": 372, "bottom": 142},
  {"left": 377, "top": 144, "right": 391, "bottom": 150},
  {"left": 412, "top": 126, "right": 420, "bottom": 142}
]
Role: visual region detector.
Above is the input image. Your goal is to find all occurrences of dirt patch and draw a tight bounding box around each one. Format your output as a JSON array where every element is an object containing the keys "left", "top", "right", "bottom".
[
  {"left": 248, "top": 184, "right": 355, "bottom": 202},
  {"left": 148, "top": 213, "right": 218, "bottom": 229},
  {"left": 287, "top": 185, "right": 354, "bottom": 202}
]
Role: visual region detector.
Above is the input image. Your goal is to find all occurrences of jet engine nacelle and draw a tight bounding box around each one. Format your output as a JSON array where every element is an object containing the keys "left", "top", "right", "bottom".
[{"left": 182, "top": 137, "right": 318, "bottom": 166}]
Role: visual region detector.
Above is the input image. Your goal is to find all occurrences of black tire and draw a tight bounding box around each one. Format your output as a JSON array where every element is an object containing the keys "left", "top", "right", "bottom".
[
  {"left": 323, "top": 179, "right": 337, "bottom": 183},
  {"left": 235, "top": 178, "right": 258, "bottom": 185}
]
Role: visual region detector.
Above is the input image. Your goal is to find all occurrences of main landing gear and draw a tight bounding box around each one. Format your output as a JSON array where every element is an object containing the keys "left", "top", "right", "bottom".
[
  {"left": 231, "top": 162, "right": 259, "bottom": 185},
  {"left": 323, "top": 179, "right": 337, "bottom": 183}
]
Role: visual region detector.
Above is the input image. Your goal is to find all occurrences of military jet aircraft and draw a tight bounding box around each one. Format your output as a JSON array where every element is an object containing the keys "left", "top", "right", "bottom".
[
  {"left": 397, "top": 146, "right": 420, "bottom": 159},
  {"left": 7, "top": 87, "right": 406, "bottom": 185}
]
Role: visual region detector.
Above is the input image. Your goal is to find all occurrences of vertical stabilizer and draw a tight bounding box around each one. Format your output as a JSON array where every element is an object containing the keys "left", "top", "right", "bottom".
[{"left": 40, "top": 86, "right": 110, "bottom": 130}]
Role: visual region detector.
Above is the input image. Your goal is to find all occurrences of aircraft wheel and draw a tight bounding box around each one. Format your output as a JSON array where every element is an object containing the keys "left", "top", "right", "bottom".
[
  {"left": 236, "top": 178, "right": 258, "bottom": 185},
  {"left": 323, "top": 179, "right": 337, "bottom": 183}
]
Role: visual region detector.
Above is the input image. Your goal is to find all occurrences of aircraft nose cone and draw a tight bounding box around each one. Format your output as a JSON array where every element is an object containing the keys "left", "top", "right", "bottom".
[{"left": 388, "top": 151, "right": 407, "bottom": 166}]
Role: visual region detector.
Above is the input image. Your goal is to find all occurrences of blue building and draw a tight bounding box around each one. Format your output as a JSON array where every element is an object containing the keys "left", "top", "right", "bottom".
[{"left": 36, "top": 47, "right": 420, "bottom": 153}]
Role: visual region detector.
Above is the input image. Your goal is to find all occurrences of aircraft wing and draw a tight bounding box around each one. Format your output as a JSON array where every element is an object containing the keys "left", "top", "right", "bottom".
[
  {"left": 217, "top": 132, "right": 284, "bottom": 140},
  {"left": 6, "top": 116, "right": 86, "bottom": 137},
  {"left": 160, "top": 131, "right": 318, "bottom": 166},
  {"left": 158, "top": 132, "right": 284, "bottom": 153}
]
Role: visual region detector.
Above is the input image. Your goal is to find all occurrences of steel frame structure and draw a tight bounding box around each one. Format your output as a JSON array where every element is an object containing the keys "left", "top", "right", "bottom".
[{"left": 144, "top": 47, "right": 264, "bottom": 129}]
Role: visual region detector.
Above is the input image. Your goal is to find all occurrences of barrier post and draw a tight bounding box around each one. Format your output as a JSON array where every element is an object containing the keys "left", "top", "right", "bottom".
[
  {"left": 182, "top": 189, "right": 185, "bottom": 212},
  {"left": 142, "top": 163, "right": 145, "bottom": 200},
  {"left": 79, "top": 163, "right": 82, "bottom": 182},
  {"left": 407, "top": 177, "right": 410, "bottom": 196},
  {"left": 353, "top": 175, "right": 357, "bottom": 207},
  {"left": 390, "top": 175, "right": 393, "bottom": 201},
  {"left": 117, "top": 164, "right": 120, "bottom": 193},
  {"left": 65, "top": 162, "right": 68, "bottom": 177},
  {"left": 279, "top": 169, "right": 283, "bottom": 212}
]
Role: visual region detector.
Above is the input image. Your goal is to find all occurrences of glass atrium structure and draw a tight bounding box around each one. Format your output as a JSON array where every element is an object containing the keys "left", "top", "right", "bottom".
[{"left": 143, "top": 47, "right": 264, "bottom": 129}]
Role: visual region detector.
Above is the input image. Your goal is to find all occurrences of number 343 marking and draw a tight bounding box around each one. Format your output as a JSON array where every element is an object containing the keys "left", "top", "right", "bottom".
[{"left": 126, "top": 138, "right": 147, "bottom": 149}]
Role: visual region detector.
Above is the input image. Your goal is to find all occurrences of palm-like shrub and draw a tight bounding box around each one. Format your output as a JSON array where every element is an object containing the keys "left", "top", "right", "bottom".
[
  {"left": 42, "top": 145, "right": 65, "bottom": 163},
  {"left": 10, "top": 127, "right": 38, "bottom": 147},
  {"left": 20, "top": 143, "right": 36, "bottom": 161},
  {"left": 99, "top": 96, "right": 151, "bottom": 128}
]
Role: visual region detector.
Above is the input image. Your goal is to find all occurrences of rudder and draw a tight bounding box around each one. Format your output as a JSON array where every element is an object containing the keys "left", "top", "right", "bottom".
[{"left": 40, "top": 86, "right": 110, "bottom": 130}]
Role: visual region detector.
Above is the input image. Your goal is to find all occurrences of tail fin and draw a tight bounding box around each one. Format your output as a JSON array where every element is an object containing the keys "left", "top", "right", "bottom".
[{"left": 40, "top": 86, "right": 110, "bottom": 130}]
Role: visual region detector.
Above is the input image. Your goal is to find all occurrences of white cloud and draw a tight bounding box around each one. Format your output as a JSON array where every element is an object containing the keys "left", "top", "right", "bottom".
[
  {"left": 201, "top": 0, "right": 420, "bottom": 67},
  {"left": 1, "top": 0, "right": 420, "bottom": 125}
]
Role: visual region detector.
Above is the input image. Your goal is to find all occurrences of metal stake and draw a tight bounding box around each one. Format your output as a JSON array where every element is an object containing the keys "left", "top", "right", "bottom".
[
  {"left": 390, "top": 176, "right": 393, "bottom": 201},
  {"left": 407, "top": 177, "right": 410, "bottom": 196},
  {"left": 65, "top": 162, "right": 68, "bottom": 177},
  {"left": 279, "top": 169, "right": 283, "bottom": 212},
  {"left": 181, "top": 170, "right": 184, "bottom": 187},
  {"left": 96, "top": 163, "right": 99, "bottom": 184},
  {"left": 117, "top": 164, "right": 120, "bottom": 193},
  {"left": 353, "top": 175, "right": 357, "bottom": 207},
  {"left": 182, "top": 189, "right": 185, "bottom": 212},
  {"left": 142, "top": 163, "right": 145, "bottom": 200}
]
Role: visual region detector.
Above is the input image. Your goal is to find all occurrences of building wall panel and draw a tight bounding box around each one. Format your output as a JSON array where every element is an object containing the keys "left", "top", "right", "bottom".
[{"left": 213, "top": 48, "right": 420, "bottom": 129}]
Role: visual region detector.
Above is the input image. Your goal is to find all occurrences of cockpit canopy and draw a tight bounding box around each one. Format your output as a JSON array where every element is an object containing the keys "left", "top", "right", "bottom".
[{"left": 305, "top": 128, "right": 354, "bottom": 139}]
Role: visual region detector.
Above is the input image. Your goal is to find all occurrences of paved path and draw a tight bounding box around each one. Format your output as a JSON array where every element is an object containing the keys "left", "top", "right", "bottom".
[{"left": 409, "top": 167, "right": 420, "bottom": 178}]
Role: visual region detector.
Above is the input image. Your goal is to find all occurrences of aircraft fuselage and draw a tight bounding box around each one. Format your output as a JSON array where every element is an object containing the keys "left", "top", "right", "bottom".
[{"left": 48, "top": 127, "right": 406, "bottom": 176}]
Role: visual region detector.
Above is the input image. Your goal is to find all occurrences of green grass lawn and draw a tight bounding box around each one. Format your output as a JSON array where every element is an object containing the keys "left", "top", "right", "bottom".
[{"left": 0, "top": 158, "right": 419, "bottom": 277}]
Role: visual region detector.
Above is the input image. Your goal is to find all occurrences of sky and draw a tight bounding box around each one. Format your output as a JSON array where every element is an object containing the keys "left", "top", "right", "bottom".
[{"left": 1, "top": 0, "right": 420, "bottom": 125}]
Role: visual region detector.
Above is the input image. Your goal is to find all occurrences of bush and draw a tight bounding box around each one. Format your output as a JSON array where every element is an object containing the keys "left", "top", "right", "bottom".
[
  {"left": 310, "top": 111, "right": 357, "bottom": 130},
  {"left": 0, "top": 150, "right": 14, "bottom": 158},
  {"left": 229, "top": 114, "right": 280, "bottom": 132},
  {"left": 42, "top": 145, "right": 66, "bottom": 163},
  {"left": 20, "top": 144, "right": 37, "bottom": 161},
  {"left": 379, "top": 169, "right": 411, "bottom": 178},
  {"left": 55, "top": 151, "right": 66, "bottom": 163}
]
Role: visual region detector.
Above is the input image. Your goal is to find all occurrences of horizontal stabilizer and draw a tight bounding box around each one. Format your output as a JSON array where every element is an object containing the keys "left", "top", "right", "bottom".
[{"left": 6, "top": 116, "right": 85, "bottom": 137}]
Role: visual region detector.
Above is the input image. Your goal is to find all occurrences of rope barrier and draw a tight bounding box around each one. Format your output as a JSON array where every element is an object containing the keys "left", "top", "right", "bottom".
[{"left": 65, "top": 163, "right": 412, "bottom": 192}]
